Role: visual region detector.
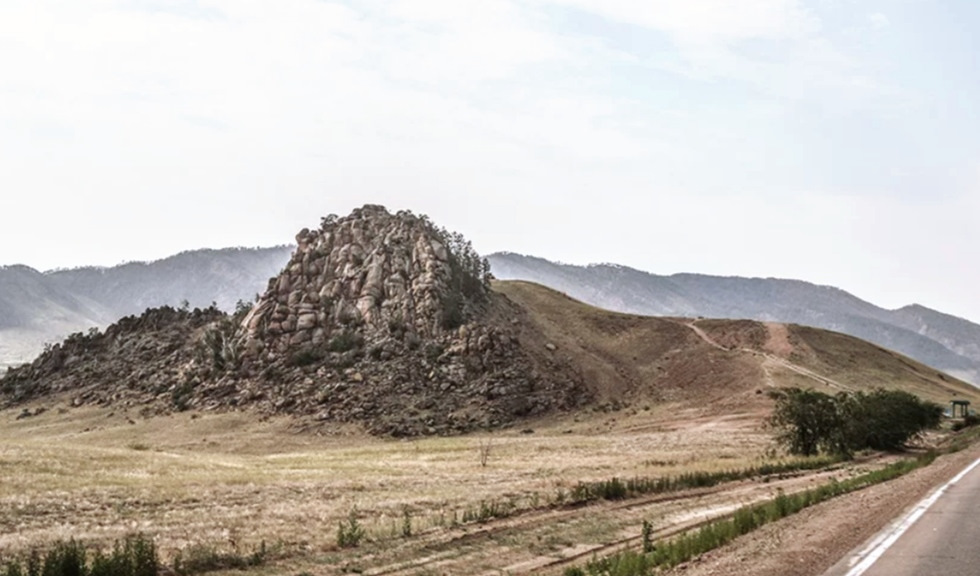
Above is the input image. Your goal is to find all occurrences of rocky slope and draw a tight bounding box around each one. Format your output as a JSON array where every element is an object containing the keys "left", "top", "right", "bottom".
[
  {"left": 1, "top": 207, "right": 589, "bottom": 435},
  {"left": 0, "top": 306, "right": 226, "bottom": 409},
  {"left": 488, "top": 253, "right": 980, "bottom": 384}
]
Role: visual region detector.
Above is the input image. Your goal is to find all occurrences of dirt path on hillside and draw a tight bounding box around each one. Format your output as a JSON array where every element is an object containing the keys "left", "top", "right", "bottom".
[
  {"left": 685, "top": 321, "right": 851, "bottom": 393},
  {"left": 660, "top": 445, "right": 980, "bottom": 576},
  {"left": 764, "top": 323, "right": 793, "bottom": 357},
  {"left": 685, "top": 322, "right": 728, "bottom": 352}
]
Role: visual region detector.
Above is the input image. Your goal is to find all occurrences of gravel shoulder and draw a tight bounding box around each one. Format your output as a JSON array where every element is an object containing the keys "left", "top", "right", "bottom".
[{"left": 662, "top": 444, "right": 980, "bottom": 576}]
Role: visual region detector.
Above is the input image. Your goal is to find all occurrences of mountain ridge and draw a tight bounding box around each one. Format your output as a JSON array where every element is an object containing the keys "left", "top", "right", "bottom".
[
  {"left": 0, "top": 246, "right": 293, "bottom": 368},
  {"left": 487, "top": 252, "right": 980, "bottom": 385}
]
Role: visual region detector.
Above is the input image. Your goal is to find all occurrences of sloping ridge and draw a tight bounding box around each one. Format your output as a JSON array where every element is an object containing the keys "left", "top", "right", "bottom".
[
  {"left": 496, "top": 281, "right": 980, "bottom": 410},
  {"left": 489, "top": 253, "right": 980, "bottom": 385}
]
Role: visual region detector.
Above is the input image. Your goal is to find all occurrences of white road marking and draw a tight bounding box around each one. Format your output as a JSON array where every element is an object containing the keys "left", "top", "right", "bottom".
[{"left": 842, "top": 455, "right": 980, "bottom": 576}]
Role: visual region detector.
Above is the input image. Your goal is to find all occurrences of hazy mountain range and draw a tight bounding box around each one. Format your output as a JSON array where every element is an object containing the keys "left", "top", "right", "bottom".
[
  {"left": 2, "top": 246, "right": 978, "bottom": 386},
  {"left": 0, "top": 247, "right": 292, "bottom": 369},
  {"left": 487, "top": 253, "right": 980, "bottom": 385}
]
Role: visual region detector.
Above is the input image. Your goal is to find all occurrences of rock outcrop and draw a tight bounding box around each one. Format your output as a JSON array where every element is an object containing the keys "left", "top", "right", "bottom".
[
  {"left": 0, "top": 306, "right": 226, "bottom": 409},
  {"left": 241, "top": 205, "right": 484, "bottom": 358},
  {"left": 230, "top": 205, "right": 588, "bottom": 435},
  {"left": 0, "top": 206, "right": 590, "bottom": 435}
]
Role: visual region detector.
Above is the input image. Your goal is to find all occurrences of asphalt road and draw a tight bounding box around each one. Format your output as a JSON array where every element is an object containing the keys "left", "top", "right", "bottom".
[{"left": 825, "top": 457, "right": 980, "bottom": 576}]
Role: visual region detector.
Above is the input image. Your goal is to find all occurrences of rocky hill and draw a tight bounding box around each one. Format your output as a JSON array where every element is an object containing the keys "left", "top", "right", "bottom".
[
  {"left": 1, "top": 207, "right": 589, "bottom": 435},
  {"left": 488, "top": 253, "right": 980, "bottom": 385}
]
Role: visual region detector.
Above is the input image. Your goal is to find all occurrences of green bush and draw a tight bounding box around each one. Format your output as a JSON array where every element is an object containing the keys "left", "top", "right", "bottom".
[
  {"left": 562, "top": 456, "right": 837, "bottom": 506},
  {"left": 42, "top": 540, "right": 86, "bottom": 576},
  {"left": 172, "top": 542, "right": 266, "bottom": 576},
  {"left": 952, "top": 413, "right": 980, "bottom": 432},
  {"left": 286, "top": 349, "right": 323, "bottom": 367},
  {"left": 171, "top": 380, "right": 195, "bottom": 412},
  {"left": 401, "top": 507, "right": 413, "bottom": 538},
  {"left": 768, "top": 387, "right": 943, "bottom": 457},
  {"left": 564, "top": 453, "right": 936, "bottom": 575},
  {"left": 440, "top": 292, "right": 466, "bottom": 331},
  {"left": 337, "top": 510, "right": 365, "bottom": 548},
  {"left": 327, "top": 331, "right": 362, "bottom": 353},
  {"left": 424, "top": 343, "right": 445, "bottom": 363},
  {"left": 3, "top": 535, "right": 157, "bottom": 576},
  {"left": 767, "top": 388, "right": 842, "bottom": 456},
  {"left": 641, "top": 520, "right": 654, "bottom": 554}
]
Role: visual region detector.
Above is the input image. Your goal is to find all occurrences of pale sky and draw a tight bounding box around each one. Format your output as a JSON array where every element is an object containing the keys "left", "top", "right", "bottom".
[{"left": 1, "top": 1, "right": 979, "bottom": 322}]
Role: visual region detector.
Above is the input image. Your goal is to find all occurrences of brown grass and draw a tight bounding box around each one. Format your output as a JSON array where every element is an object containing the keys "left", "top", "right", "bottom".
[
  {"left": 0, "top": 404, "right": 773, "bottom": 559},
  {"left": 1, "top": 281, "right": 974, "bottom": 574},
  {"left": 495, "top": 281, "right": 980, "bottom": 412}
]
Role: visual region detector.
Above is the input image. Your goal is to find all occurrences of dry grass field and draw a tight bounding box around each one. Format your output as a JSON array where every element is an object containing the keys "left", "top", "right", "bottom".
[
  {"left": 1, "top": 399, "right": 845, "bottom": 574},
  {"left": 3, "top": 283, "right": 977, "bottom": 575},
  {"left": 0, "top": 399, "right": 911, "bottom": 576}
]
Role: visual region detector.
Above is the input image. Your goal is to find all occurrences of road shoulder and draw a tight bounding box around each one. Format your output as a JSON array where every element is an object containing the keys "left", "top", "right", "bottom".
[{"left": 661, "top": 445, "right": 980, "bottom": 576}]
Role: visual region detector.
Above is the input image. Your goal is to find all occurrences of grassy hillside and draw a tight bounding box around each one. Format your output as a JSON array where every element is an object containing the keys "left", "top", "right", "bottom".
[
  {"left": 489, "top": 253, "right": 980, "bottom": 385},
  {"left": 497, "top": 281, "right": 980, "bottom": 412}
]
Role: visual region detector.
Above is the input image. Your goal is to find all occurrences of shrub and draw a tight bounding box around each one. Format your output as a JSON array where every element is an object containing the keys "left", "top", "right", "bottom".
[
  {"left": 767, "top": 388, "right": 842, "bottom": 456},
  {"left": 171, "top": 380, "right": 195, "bottom": 412},
  {"left": 327, "top": 331, "right": 362, "bottom": 353},
  {"left": 401, "top": 507, "right": 412, "bottom": 538},
  {"left": 194, "top": 318, "right": 241, "bottom": 373},
  {"left": 424, "top": 343, "right": 444, "bottom": 363},
  {"left": 173, "top": 541, "right": 266, "bottom": 575},
  {"left": 769, "top": 387, "right": 943, "bottom": 457},
  {"left": 286, "top": 349, "right": 323, "bottom": 368},
  {"left": 42, "top": 540, "right": 86, "bottom": 576},
  {"left": 90, "top": 535, "right": 157, "bottom": 576},
  {"left": 337, "top": 510, "right": 365, "bottom": 548},
  {"left": 2, "top": 535, "right": 158, "bottom": 576},
  {"left": 641, "top": 520, "right": 654, "bottom": 553},
  {"left": 953, "top": 413, "right": 980, "bottom": 432},
  {"left": 440, "top": 293, "right": 466, "bottom": 331}
]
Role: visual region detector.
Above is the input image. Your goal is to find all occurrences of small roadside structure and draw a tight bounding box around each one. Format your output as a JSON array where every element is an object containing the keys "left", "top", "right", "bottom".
[{"left": 951, "top": 400, "right": 972, "bottom": 418}]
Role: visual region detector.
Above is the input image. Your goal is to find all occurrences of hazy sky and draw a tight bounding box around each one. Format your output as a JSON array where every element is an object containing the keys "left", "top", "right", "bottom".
[{"left": 2, "top": 1, "right": 979, "bottom": 322}]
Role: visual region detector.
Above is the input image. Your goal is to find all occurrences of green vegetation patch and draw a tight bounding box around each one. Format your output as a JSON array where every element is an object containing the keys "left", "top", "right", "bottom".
[
  {"left": 566, "top": 456, "right": 838, "bottom": 505},
  {"left": 564, "top": 453, "right": 936, "bottom": 576},
  {"left": 768, "top": 387, "right": 943, "bottom": 458},
  {"left": 1, "top": 535, "right": 268, "bottom": 576}
]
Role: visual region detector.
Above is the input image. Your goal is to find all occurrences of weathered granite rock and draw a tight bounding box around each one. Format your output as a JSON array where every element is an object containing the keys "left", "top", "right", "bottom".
[{"left": 0, "top": 205, "right": 591, "bottom": 436}]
